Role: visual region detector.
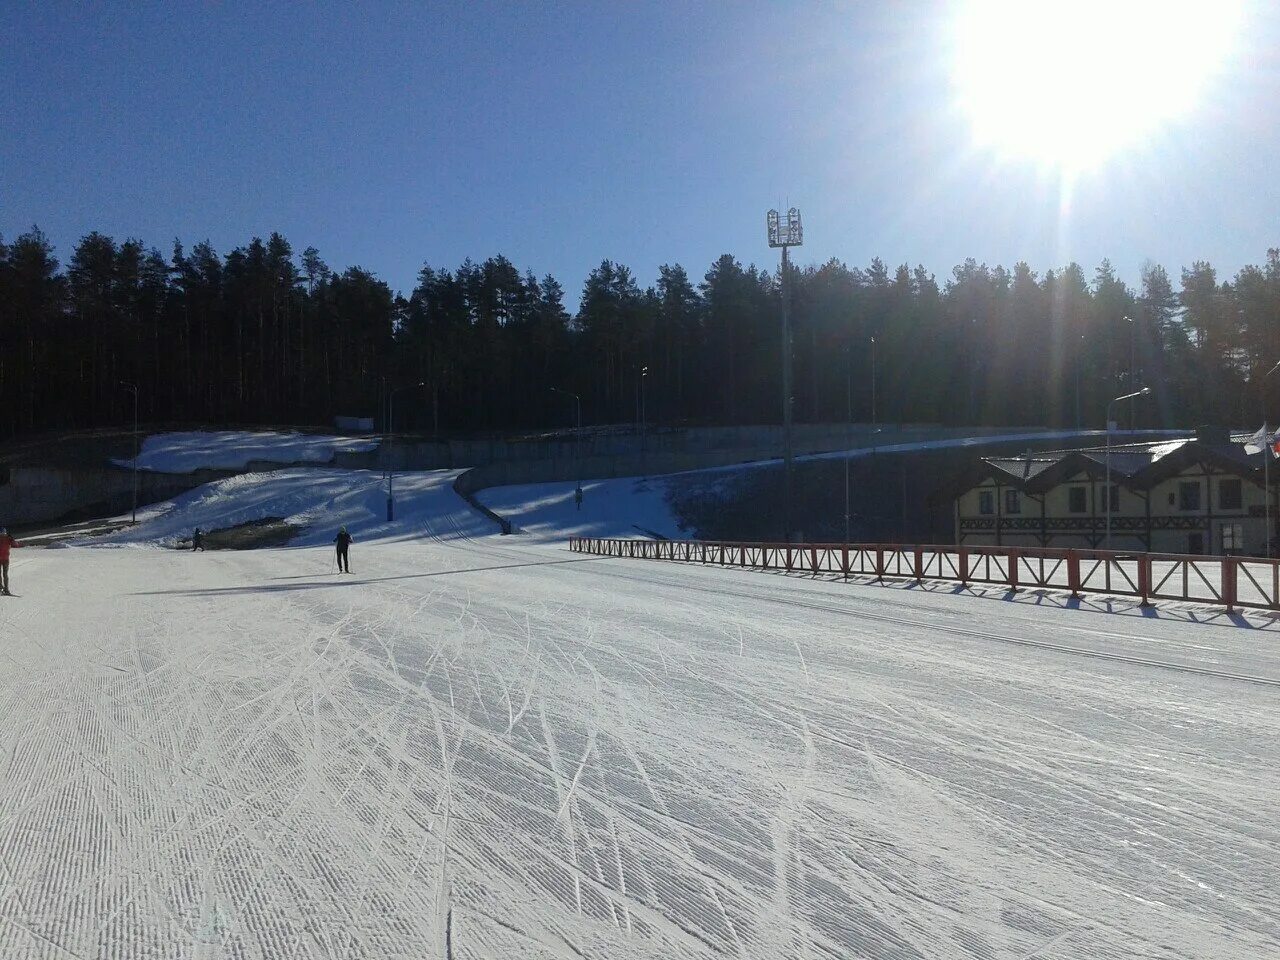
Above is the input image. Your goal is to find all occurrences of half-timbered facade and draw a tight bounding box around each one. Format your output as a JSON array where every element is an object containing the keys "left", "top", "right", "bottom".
[{"left": 953, "top": 430, "right": 1276, "bottom": 555}]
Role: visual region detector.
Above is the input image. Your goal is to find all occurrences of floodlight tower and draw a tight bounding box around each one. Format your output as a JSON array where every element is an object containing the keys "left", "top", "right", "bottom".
[{"left": 768, "top": 207, "right": 802, "bottom": 541}]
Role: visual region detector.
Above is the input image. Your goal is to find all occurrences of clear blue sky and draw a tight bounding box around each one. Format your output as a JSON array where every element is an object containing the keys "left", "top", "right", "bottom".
[{"left": 4, "top": 1, "right": 1278, "bottom": 306}]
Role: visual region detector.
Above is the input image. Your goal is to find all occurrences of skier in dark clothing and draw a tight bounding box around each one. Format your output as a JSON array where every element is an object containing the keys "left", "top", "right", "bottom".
[
  {"left": 0, "top": 527, "right": 21, "bottom": 595},
  {"left": 334, "top": 526, "right": 353, "bottom": 573},
  {"left": 192, "top": 528, "right": 205, "bottom": 551}
]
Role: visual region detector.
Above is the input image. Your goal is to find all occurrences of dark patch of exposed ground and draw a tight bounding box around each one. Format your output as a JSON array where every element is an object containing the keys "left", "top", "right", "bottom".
[
  {"left": 193, "top": 518, "right": 303, "bottom": 550},
  {"left": 16, "top": 516, "right": 302, "bottom": 549}
]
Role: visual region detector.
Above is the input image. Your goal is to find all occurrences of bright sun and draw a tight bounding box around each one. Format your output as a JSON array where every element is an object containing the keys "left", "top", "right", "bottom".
[{"left": 951, "top": 0, "right": 1243, "bottom": 170}]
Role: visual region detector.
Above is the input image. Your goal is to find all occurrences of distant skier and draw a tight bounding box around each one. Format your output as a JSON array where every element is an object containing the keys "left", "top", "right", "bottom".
[
  {"left": 334, "top": 526, "right": 353, "bottom": 573},
  {"left": 192, "top": 527, "right": 205, "bottom": 551},
  {"left": 574, "top": 484, "right": 583, "bottom": 511},
  {"left": 0, "top": 527, "right": 21, "bottom": 596}
]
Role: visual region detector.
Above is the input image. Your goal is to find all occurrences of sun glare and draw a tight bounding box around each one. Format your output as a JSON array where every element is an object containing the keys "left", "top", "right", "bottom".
[{"left": 951, "top": 0, "right": 1243, "bottom": 170}]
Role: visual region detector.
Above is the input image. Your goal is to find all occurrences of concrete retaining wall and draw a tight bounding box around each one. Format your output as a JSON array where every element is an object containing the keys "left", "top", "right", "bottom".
[
  {"left": 0, "top": 467, "right": 225, "bottom": 526},
  {"left": 0, "top": 457, "right": 332, "bottom": 527}
]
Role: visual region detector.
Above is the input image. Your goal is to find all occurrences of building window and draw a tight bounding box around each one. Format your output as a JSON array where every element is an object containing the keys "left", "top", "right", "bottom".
[
  {"left": 1221, "top": 523, "right": 1243, "bottom": 553},
  {"left": 1179, "top": 481, "right": 1201, "bottom": 511},
  {"left": 1107, "top": 484, "right": 1120, "bottom": 512},
  {"left": 978, "top": 491, "right": 994, "bottom": 515},
  {"left": 1219, "top": 478, "right": 1242, "bottom": 510},
  {"left": 1005, "top": 489, "right": 1021, "bottom": 514},
  {"left": 1068, "top": 486, "right": 1086, "bottom": 513}
]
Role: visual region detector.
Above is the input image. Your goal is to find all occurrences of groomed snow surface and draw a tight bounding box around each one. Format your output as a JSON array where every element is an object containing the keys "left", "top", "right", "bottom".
[
  {"left": 116, "top": 430, "right": 379, "bottom": 473},
  {"left": 3, "top": 469, "right": 1278, "bottom": 959},
  {"left": 94, "top": 469, "right": 492, "bottom": 549}
]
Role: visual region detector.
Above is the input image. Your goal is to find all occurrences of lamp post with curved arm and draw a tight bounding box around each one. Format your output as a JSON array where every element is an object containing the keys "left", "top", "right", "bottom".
[
  {"left": 1261, "top": 360, "right": 1280, "bottom": 556},
  {"left": 551, "top": 387, "right": 582, "bottom": 500},
  {"left": 120, "top": 381, "right": 139, "bottom": 524},
  {"left": 387, "top": 381, "right": 425, "bottom": 521},
  {"left": 1105, "top": 386, "right": 1151, "bottom": 550}
]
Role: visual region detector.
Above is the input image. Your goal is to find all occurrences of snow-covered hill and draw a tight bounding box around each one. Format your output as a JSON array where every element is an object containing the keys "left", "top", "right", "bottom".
[
  {"left": 115, "top": 429, "right": 379, "bottom": 473},
  {"left": 79, "top": 427, "right": 1193, "bottom": 548},
  {"left": 92, "top": 468, "right": 495, "bottom": 547}
]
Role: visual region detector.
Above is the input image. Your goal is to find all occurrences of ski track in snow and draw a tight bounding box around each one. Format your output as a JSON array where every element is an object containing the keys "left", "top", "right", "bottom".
[{"left": 2, "top": 474, "right": 1279, "bottom": 958}]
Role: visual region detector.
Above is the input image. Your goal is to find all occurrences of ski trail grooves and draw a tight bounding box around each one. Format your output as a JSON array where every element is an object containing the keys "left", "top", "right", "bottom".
[{"left": 0, "top": 532, "right": 1276, "bottom": 959}]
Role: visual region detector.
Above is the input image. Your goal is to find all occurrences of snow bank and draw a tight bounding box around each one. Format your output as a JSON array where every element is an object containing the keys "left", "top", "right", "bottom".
[
  {"left": 93, "top": 468, "right": 496, "bottom": 548},
  {"left": 115, "top": 430, "right": 379, "bottom": 473},
  {"left": 479, "top": 475, "right": 689, "bottom": 543}
]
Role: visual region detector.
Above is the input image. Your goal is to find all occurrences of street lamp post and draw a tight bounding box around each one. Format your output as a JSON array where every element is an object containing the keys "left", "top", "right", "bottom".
[
  {"left": 551, "top": 387, "right": 583, "bottom": 500},
  {"left": 844, "top": 343, "right": 852, "bottom": 543},
  {"left": 1105, "top": 386, "right": 1151, "bottom": 550},
  {"left": 1260, "top": 360, "right": 1280, "bottom": 556},
  {"left": 768, "top": 208, "right": 803, "bottom": 541},
  {"left": 1074, "top": 334, "right": 1084, "bottom": 430},
  {"left": 1124, "top": 315, "right": 1136, "bottom": 428},
  {"left": 120, "top": 381, "right": 139, "bottom": 524},
  {"left": 387, "top": 381, "right": 425, "bottom": 522},
  {"left": 638, "top": 365, "right": 649, "bottom": 461},
  {"left": 870, "top": 335, "right": 877, "bottom": 429}
]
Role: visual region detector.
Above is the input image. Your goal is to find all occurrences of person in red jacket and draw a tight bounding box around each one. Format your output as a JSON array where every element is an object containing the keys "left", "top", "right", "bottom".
[{"left": 0, "top": 527, "right": 20, "bottom": 595}]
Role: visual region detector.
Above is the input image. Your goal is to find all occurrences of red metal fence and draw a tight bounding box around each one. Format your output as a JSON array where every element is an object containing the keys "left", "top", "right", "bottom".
[{"left": 568, "top": 538, "right": 1280, "bottom": 613}]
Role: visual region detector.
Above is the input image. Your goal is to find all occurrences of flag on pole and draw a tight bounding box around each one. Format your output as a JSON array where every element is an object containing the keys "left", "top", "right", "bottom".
[{"left": 1245, "top": 424, "right": 1277, "bottom": 458}]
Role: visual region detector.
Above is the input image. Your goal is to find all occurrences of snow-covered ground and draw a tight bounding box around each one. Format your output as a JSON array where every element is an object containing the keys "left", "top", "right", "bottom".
[
  {"left": 1, "top": 469, "right": 1277, "bottom": 958},
  {"left": 116, "top": 430, "right": 379, "bottom": 473},
  {"left": 478, "top": 428, "right": 1190, "bottom": 543},
  {"left": 479, "top": 475, "right": 688, "bottom": 542},
  {"left": 100, "top": 427, "right": 1184, "bottom": 544},
  {"left": 85, "top": 468, "right": 493, "bottom": 548}
]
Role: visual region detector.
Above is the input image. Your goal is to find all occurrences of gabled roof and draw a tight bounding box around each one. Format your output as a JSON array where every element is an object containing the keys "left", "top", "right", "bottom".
[
  {"left": 1136, "top": 440, "right": 1261, "bottom": 485},
  {"left": 984, "top": 455, "right": 1059, "bottom": 484},
  {"left": 962, "top": 437, "right": 1269, "bottom": 495}
]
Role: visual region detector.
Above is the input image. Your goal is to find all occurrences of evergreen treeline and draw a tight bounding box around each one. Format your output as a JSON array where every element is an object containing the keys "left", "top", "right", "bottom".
[{"left": 2, "top": 225, "right": 1278, "bottom": 439}]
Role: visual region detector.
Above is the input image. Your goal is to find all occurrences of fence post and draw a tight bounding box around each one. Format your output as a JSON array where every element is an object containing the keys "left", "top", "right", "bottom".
[
  {"left": 1223, "top": 557, "right": 1237, "bottom": 613},
  {"left": 959, "top": 547, "right": 969, "bottom": 586},
  {"left": 1067, "top": 549, "right": 1081, "bottom": 598},
  {"left": 1138, "top": 555, "right": 1153, "bottom": 607},
  {"left": 841, "top": 544, "right": 850, "bottom": 580},
  {"left": 1008, "top": 549, "right": 1019, "bottom": 592},
  {"left": 875, "top": 546, "right": 885, "bottom": 582},
  {"left": 914, "top": 547, "right": 924, "bottom": 583},
  {"left": 810, "top": 545, "right": 819, "bottom": 573}
]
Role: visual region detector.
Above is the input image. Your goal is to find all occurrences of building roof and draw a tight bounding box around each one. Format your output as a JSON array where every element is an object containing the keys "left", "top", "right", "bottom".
[{"left": 963, "top": 435, "right": 1269, "bottom": 495}]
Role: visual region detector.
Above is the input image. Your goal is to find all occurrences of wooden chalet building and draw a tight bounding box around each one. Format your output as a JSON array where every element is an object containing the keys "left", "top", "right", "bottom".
[{"left": 953, "top": 427, "right": 1276, "bottom": 555}]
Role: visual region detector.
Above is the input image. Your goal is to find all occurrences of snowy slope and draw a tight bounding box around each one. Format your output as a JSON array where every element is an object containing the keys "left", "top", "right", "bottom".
[
  {"left": 93, "top": 467, "right": 496, "bottom": 547},
  {"left": 116, "top": 429, "right": 379, "bottom": 472},
  {"left": 479, "top": 474, "right": 689, "bottom": 542},
  {"left": 0, "top": 535, "right": 1275, "bottom": 958},
  {"left": 717, "top": 426, "right": 1181, "bottom": 467},
  {"left": 478, "top": 428, "right": 1189, "bottom": 543}
]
